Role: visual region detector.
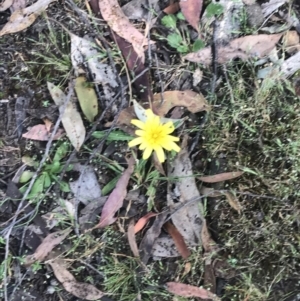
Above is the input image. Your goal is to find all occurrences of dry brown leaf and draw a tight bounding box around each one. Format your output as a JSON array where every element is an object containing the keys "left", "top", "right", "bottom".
[
  {"left": 98, "top": 0, "right": 151, "bottom": 62},
  {"left": 112, "top": 90, "right": 209, "bottom": 134},
  {"left": 0, "top": 0, "right": 55, "bottom": 36},
  {"left": 22, "top": 124, "right": 64, "bottom": 141},
  {"left": 128, "top": 218, "right": 139, "bottom": 257},
  {"left": 97, "top": 156, "right": 135, "bottom": 228},
  {"left": 223, "top": 191, "right": 242, "bottom": 214},
  {"left": 134, "top": 212, "right": 157, "bottom": 234},
  {"left": 184, "top": 33, "right": 283, "bottom": 65},
  {"left": 164, "top": 222, "right": 191, "bottom": 259},
  {"left": 182, "top": 262, "right": 191, "bottom": 277},
  {"left": 43, "top": 118, "right": 52, "bottom": 132},
  {"left": 0, "top": 0, "right": 13, "bottom": 11},
  {"left": 25, "top": 228, "right": 72, "bottom": 265},
  {"left": 201, "top": 220, "right": 218, "bottom": 254},
  {"left": 163, "top": 2, "right": 180, "bottom": 14},
  {"left": 166, "top": 282, "right": 220, "bottom": 300},
  {"left": 198, "top": 171, "right": 244, "bottom": 183},
  {"left": 283, "top": 31, "right": 300, "bottom": 54},
  {"left": 49, "top": 259, "right": 104, "bottom": 300},
  {"left": 179, "top": 0, "right": 203, "bottom": 32},
  {"left": 153, "top": 90, "right": 210, "bottom": 115}
]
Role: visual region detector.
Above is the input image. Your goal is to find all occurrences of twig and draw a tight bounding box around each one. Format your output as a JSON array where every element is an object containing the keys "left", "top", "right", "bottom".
[{"left": 211, "top": 18, "right": 218, "bottom": 95}]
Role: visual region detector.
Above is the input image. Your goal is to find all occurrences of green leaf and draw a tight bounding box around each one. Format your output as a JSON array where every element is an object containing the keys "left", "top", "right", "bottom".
[
  {"left": 53, "top": 143, "right": 69, "bottom": 162},
  {"left": 101, "top": 176, "right": 121, "bottom": 196},
  {"left": 92, "top": 130, "right": 134, "bottom": 142},
  {"left": 44, "top": 172, "right": 51, "bottom": 188},
  {"left": 59, "top": 181, "right": 70, "bottom": 192},
  {"left": 192, "top": 39, "right": 205, "bottom": 52},
  {"left": 19, "top": 171, "right": 34, "bottom": 183},
  {"left": 74, "top": 76, "right": 98, "bottom": 122},
  {"left": 28, "top": 174, "right": 45, "bottom": 198},
  {"left": 161, "top": 15, "right": 177, "bottom": 29},
  {"left": 177, "top": 44, "right": 189, "bottom": 53},
  {"left": 206, "top": 3, "right": 224, "bottom": 18},
  {"left": 50, "top": 161, "right": 61, "bottom": 174},
  {"left": 167, "top": 33, "right": 182, "bottom": 48},
  {"left": 177, "top": 12, "right": 185, "bottom": 20}
]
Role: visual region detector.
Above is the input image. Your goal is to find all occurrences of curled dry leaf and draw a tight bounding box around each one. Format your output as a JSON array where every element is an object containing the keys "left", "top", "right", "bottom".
[
  {"left": 112, "top": 90, "right": 210, "bottom": 134},
  {"left": 134, "top": 212, "right": 157, "bottom": 234},
  {"left": 198, "top": 171, "right": 244, "bottom": 183},
  {"left": 47, "top": 82, "right": 86, "bottom": 151},
  {"left": 0, "top": 0, "right": 55, "bottom": 36},
  {"left": 184, "top": 33, "right": 283, "bottom": 65},
  {"left": 25, "top": 228, "right": 72, "bottom": 265},
  {"left": 153, "top": 90, "right": 210, "bottom": 115},
  {"left": 49, "top": 259, "right": 104, "bottom": 300},
  {"left": 97, "top": 156, "right": 135, "bottom": 228},
  {"left": 179, "top": 0, "right": 203, "bottom": 32},
  {"left": 201, "top": 219, "right": 218, "bottom": 254},
  {"left": 98, "top": 0, "right": 151, "bottom": 62},
  {"left": 22, "top": 124, "right": 64, "bottom": 141},
  {"left": 283, "top": 31, "right": 300, "bottom": 54},
  {"left": 166, "top": 282, "right": 220, "bottom": 300},
  {"left": 128, "top": 219, "right": 139, "bottom": 257},
  {"left": 164, "top": 222, "right": 191, "bottom": 259},
  {"left": 223, "top": 191, "right": 243, "bottom": 213}
]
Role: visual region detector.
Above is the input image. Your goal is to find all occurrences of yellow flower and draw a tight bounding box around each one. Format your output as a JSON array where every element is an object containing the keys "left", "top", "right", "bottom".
[{"left": 128, "top": 109, "right": 180, "bottom": 162}]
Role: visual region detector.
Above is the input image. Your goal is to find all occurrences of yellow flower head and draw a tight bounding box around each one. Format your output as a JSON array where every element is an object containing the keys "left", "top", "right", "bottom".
[{"left": 128, "top": 109, "right": 180, "bottom": 162}]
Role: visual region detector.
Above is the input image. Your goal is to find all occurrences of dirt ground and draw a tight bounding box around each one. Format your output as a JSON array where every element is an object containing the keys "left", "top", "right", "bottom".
[{"left": 1, "top": 1, "right": 300, "bottom": 301}]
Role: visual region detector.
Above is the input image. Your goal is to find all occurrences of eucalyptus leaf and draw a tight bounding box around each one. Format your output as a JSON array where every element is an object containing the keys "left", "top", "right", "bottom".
[
  {"left": 74, "top": 76, "right": 98, "bottom": 122},
  {"left": 92, "top": 130, "right": 134, "bottom": 142}
]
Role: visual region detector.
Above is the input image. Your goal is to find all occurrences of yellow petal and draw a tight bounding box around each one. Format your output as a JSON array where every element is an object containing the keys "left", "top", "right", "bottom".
[
  {"left": 131, "top": 119, "right": 145, "bottom": 129},
  {"left": 139, "top": 142, "right": 148, "bottom": 150},
  {"left": 165, "top": 135, "right": 180, "bottom": 142},
  {"left": 143, "top": 147, "right": 153, "bottom": 160},
  {"left": 155, "top": 146, "right": 165, "bottom": 162},
  {"left": 128, "top": 137, "right": 143, "bottom": 147},
  {"left": 135, "top": 130, "right": 145, "bottom": 136},
  {"left": 169, "top": 141, "right": 181, "bottom": 152},
  {"left": 161, "top": 127, "right": 175, "bottom": 136}
]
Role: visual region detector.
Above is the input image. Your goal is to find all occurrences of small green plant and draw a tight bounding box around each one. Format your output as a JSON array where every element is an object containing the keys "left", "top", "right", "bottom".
[
  {"left": 20, "top": 142, "right": 72, "bottom": 199},
  {"left": 42, "top": 100, "right": 51, "bottom": 107},
  {"left": 205, "top": 2, "right": 224, "bottom": 18},
  {"left": 161, "top": 14, "right": 205, "bottom": 53}
]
